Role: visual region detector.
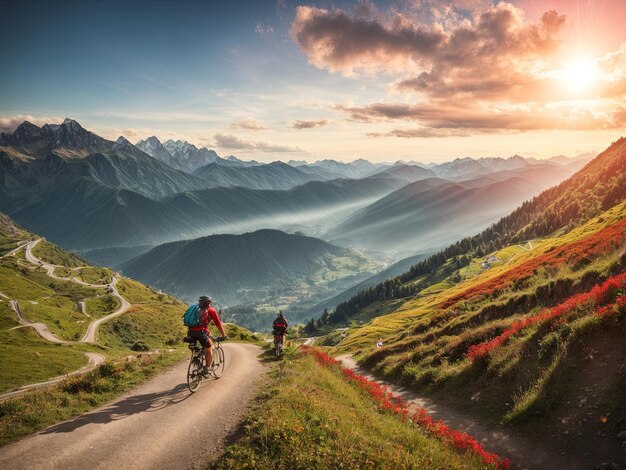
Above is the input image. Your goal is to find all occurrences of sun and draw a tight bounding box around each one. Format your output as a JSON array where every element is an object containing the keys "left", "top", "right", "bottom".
[{"left": 561, "top": 57, "right": 600, "bottom": 93}]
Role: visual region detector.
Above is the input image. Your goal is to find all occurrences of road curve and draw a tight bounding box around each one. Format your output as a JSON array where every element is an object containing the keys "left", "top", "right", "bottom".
[
  {"left": 81, "top": 277, "right": 131, "bottom": 343},
  {"left": 22, "top": 239, "right": 131, "bottom": 343},
  {"left": 0, "top": 343, "right": 267, "bottom": 470},
  {"left": 7, "top": 299, "right": 69, "bottom": 344}
]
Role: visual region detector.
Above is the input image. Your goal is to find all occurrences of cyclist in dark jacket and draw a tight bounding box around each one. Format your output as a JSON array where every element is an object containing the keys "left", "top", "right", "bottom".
[{"left": 272, "top": 311, "right": 288, "bottom": 347}]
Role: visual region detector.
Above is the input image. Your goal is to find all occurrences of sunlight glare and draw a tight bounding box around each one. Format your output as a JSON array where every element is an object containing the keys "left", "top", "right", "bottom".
[{"left": 561, "top": 57, "right": 600, "bottom": 93}]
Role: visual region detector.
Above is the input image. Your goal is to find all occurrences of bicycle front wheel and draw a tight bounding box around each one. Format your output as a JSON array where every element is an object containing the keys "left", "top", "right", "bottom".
[
  {"left": 187, "top": 355, "right": 203, "bottom": 392},
  {"left": 212, "top": 346, "right": 225, "bottom": 378}
]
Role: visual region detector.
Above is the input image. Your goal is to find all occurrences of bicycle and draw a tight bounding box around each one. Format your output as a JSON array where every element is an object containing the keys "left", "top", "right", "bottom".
[
  {"left": 273, "top": 333, "right": 285, "bottom": 358},
  {"left": 183, "top": 335, "right": 226, "bottom": 393}
]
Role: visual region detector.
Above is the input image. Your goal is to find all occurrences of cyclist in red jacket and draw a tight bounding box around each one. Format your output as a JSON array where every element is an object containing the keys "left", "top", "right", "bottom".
[
  {"left": 188, "top": 295, "right": 227, "bottom": 376},
  {"left": 272, "top": 311, "right": 288, "bottom": 347}
]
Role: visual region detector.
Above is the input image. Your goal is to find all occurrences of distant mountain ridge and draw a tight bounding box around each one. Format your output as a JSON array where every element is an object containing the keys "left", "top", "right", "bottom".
[
  {"left": 136, "top": 136, "right": 221, "bottom": 173},
  {"left": 326, "top": 164, "right": 574, "bottom": 254},
  {"left": 192, "top": 161, "right": 325, "bottom": 190}
]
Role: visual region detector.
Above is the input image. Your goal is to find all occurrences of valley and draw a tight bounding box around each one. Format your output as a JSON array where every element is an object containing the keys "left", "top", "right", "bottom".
[
  {"left": 3, "top": 1, "right": 626, "bottom": 468},
  {"left": 0, "top": 119, "right": 583, "bottom": 331}
]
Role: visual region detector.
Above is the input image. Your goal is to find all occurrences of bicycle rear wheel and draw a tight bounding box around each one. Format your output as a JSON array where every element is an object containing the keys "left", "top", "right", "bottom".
[
  {"left": 187, "top": 354, "right": 203, "bottom": 392},
  {"left": 212, "top": 346, "right": 225, "bottom": 378}
]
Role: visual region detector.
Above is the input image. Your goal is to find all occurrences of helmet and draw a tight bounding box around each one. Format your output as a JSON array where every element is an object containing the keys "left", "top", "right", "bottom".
[
  {"left": 199, "top": 295, "right": 212, "bottom": 304},
  {"left": 278, "top": 311, "right": 284, "bottom": 318}
]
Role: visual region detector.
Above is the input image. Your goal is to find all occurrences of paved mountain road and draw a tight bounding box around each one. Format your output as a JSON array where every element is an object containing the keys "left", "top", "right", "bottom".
[{"left": 0, "top": 343, "right": 267, "bottom": 470}]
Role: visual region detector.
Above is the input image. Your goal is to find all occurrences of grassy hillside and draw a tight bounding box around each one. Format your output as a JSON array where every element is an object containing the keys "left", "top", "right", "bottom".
[
  {"left": 214, "top": 347, "right": 506, "bottom": 470},
  {"left": 331, "top": 201, "right": 626, "bottom": 466},
  {"left": 0, "top": 215, "right": 189, "bottom": 389},
  {"left": 120, "top": 229, "right": 382, "bottom": 331},
  {"left": 0, "top": 301, "right": 90, "bottom": 393}
]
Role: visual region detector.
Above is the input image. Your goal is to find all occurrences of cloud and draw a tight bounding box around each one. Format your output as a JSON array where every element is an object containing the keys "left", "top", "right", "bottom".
[
  {"left": 366, "top": 128, "right": 471, "bottom": 138},
  {"left": 213, "top": 133, "right": 304, "bottom": 153},
  {"left": 291, "top": 119, "right": 329, "bottom": 129},
  {"left": 336, "top": 102, "right": 618, "bottom": 132},
  {"left": 292, "top": 2, "right": 626, "bottom": 136},
  {"left": 255, "top": 21, "right": 274, "bottom": 35},
  {"left": 230, "top": 118, "right": 269, "bottom": 132},
  {"left": 291, "top": 3, "right": 565, "bottom": 79},
  {"left": 0, "top": 115, "right": 63, "bottom": 133}
]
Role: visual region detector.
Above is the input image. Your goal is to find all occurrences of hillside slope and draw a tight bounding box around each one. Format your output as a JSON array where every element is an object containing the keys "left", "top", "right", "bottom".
[
  {"left": 0, "top": 212, "right": 187, "bottom": 394},
  {"left": 327, "top": 139, "right": 626, "bottom": 324},
  {"left": 327, "top": 164, "right": 572, "bottom": 254},
  {"left": 120, "top": 229, "right": 369, "bottom": 308},
  {"left": 320, "top": 139, "right": 626, "bottom": 468}
]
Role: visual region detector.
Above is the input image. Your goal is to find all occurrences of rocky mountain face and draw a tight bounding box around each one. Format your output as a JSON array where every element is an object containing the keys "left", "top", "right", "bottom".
[
  {"left": 136, "top": 136, "right": 220, "bottom": 173},
  {"left": 0, "top": 118, "right": 114, "bottom": 157}
]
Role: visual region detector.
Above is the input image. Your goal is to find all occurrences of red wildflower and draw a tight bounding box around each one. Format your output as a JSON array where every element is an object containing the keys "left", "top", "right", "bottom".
[
  {"left": 467, "top": 271, "right": 626, "bottom": 361},
  {"left": 301, "top": 347, "right": 510, "bottom": 469}
]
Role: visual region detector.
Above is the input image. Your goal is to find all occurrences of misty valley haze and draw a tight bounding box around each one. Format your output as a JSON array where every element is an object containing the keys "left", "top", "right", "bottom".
[{"left": 0, "top": 118, "right": 587, "bottom": 329}]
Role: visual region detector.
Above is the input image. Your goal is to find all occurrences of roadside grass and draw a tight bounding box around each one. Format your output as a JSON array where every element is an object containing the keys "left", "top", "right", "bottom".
[
  {"left": 84, "top": 294, "right": 120, "bottom": 318},
  {"left": 115, "top": 277, "right": 171, "bottom": 304},
  {"left": 0, "top": 263, "right": 53, "bottom": 300},
  {"left": 0, "top": 302, "right": 90, "bottom": 393},
  {"left": 20, "top": 295, "right": 90, "bottom": 341},
  {"left": 213, "top": 351, "right": 493, "bottom": 470},
  {"left": 225, "top": 323, "right": 266, "bottom": 345},
  {"left": 0, "top": 351, "right": 185, "bottom": 446},
  {"left": 75, "top": 266, "right": 113, "bottom": 285},
  {"left": 32, "top": 241, "right": 87, "bottom": 268},
  {"left": 53, "top": 266, "right": 75, "bottom": 278},
  {"left": 0, "top": 240, "right": 20, "bottom": 257},
  {"left": 99, "top": 303, "right": 187, "bottom": 352}
]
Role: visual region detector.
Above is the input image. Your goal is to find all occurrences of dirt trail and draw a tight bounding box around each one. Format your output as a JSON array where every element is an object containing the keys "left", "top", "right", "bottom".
[
  {"left": 0, "top": 343, "right": 267, "bottom": 470},
  {"left": 337, "top": 355, "right": 578, "bottom": 470}
]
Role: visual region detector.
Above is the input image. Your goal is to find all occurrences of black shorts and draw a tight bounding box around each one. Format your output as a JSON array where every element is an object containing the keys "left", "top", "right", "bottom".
[
  {"left": 188, "top": 330, "right": 213, "bottom": 348},
  {"left": 273, "top": 329, "right": 286, "bottom": 336}
]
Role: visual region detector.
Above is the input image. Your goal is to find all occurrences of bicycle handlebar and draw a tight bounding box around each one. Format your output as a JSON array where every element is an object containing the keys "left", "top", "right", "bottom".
[{"left": 208, "top": 335, "right": 227, "bottom": 342}]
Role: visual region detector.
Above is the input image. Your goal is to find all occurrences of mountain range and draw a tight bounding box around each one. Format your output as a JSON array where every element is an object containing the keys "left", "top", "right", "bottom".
[{"left": 0, "top": 118, "right": 587, "bottom": 260}]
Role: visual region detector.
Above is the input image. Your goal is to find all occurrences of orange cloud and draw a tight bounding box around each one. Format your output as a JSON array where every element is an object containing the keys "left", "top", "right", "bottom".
[
  {"left": 337, "top": 102, "right": 619, "bottom": 133},
  {"left": 0, "top": 115, "right": 63, "bottom": 133},
  {"left": 291, "top": 119, "right": 329, "bottom": 129},
  {"left": 214, "top": 132, "right": 304, "bottom": 153},
  {"left": 230, "top": 118, "right": 269, "bottom": 132},
  {"left": 291, "top": 3, "right": 565, "bottom": 81}
]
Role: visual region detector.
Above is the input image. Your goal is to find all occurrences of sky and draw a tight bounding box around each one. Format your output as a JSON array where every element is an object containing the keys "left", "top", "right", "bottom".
[{"left": 1, "top": 0, "right": 625, "bottom": 163}]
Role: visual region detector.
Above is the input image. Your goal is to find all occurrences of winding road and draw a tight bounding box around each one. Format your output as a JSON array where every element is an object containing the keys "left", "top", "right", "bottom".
[
  {"left": 0, "top": 343, "right": 266, "bottom": 470},
  {"left": 0, "top": 239, "right": 133, "bottom": 399}
]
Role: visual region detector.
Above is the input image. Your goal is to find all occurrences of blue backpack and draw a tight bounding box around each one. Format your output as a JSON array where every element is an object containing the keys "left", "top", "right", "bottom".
[{"left": 183, "top": 304, "right": 202, "bottom": 327}]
